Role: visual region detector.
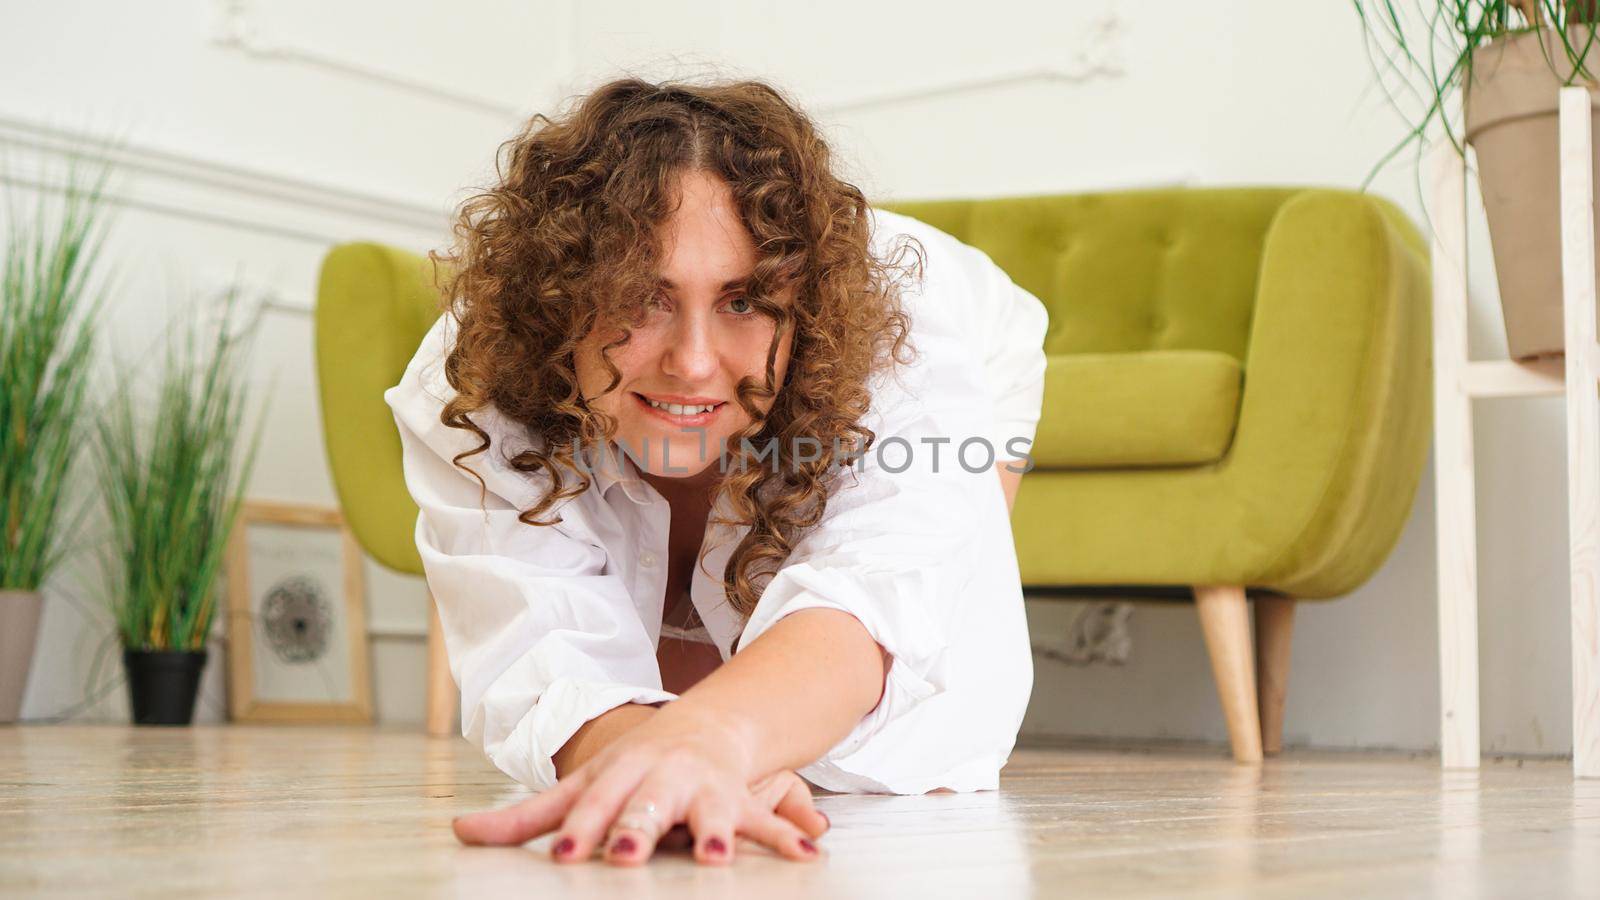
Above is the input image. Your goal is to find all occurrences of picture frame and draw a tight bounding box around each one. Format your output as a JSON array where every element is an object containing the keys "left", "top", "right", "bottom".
[{"left": 225, "top": 499, "right": 373, "bottom": 723}]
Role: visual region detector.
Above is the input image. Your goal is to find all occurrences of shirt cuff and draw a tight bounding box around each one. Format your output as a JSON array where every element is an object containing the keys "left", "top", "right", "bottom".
[
  {"left": 491, "top": 677, "right": 678, "bottom": 791},
  {"left": 987, "top": 358, "right": 1046, "bottom": 466},
  {"left": 992, "top": 403, "right": 1043, "bottom": 469}
]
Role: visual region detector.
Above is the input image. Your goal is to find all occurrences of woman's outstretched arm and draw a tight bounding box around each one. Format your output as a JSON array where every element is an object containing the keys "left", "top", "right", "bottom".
[
  {"left": 551, "top": 604, "right": 889, "bottom": 780},
  {"left": 456, "top": 608, "right": 879, "bottom": 865},
  {"left": 552, "top": 703, "right": 660, "bottom": 778},
  {"left": 672, "top": 607, "right": 888, "bottom": 777},
  {"left": 554, "top": 607, "right": 885, "bottom": 780}
]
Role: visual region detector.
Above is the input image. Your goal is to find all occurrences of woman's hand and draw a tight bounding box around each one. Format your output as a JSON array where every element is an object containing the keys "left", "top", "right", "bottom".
[
  {"left": 645, "top": 770, "right": 830, "bottom": 856},
  {"left": 451, "top": 706, "right": 829, "bottom": 865}
]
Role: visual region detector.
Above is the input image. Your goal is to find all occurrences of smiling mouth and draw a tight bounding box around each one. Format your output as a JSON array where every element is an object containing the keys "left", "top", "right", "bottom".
[{"left": 632, "top": 392, "right": 727, "bottom": 422}]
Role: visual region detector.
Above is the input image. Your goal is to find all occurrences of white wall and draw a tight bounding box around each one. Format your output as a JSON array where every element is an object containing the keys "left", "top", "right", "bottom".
[{"left": 1, "top": 0, "right": 1572, "bottom": 756}]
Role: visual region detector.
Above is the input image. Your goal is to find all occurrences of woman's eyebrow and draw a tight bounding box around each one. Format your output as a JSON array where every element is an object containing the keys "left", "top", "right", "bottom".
[{"left": 658, "top": 276, "right": 750, "bottom": 292}]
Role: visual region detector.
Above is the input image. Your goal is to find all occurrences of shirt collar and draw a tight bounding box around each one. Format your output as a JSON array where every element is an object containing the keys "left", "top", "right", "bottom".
[{"left": 585, "top": 440, "right": 656, "bottom": 507}]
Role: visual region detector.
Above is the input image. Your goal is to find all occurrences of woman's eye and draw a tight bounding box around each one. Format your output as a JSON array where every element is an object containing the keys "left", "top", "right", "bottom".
[{"left": 727, "top": 295, "right": 754, "bottom": 315}]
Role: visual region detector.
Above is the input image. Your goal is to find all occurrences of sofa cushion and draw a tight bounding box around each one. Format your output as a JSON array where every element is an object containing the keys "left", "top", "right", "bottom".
[{"left": 1030, "top": 350, "right": 1243, "bottom": 469}]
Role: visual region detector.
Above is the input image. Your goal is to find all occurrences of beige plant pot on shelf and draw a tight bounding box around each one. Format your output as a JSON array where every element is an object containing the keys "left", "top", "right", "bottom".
[
  {"left": 1465, "top": 26, "right": 1600, "bottom": 361},
  {"left": 0, "top": 589, "right": 44, "bottom": 723}
]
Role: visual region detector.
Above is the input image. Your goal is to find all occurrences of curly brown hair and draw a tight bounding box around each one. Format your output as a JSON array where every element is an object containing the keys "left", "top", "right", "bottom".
[{"left": 430, "top": 76, "right": 921, "bottom": 619}]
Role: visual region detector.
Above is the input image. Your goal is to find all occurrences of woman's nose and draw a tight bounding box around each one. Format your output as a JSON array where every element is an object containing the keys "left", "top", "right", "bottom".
[{"left": 661, "top": 311, "right": 719, "bottom": 381}]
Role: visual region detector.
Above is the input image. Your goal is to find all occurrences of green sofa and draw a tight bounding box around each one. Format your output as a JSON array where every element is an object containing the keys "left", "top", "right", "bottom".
[
  {"left": 316, "top": 186, "right": 1432, "bottom": 760},
  {"left": 882, "top": 187, "right": 1432, "bottom": 762}
]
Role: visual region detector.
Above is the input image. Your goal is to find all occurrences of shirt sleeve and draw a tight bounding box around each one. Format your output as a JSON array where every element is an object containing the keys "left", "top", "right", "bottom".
[
  {"left": 873, "top": 209, "right": 1051, "bottom": 463},
  {"left": 733, "top": 268, "right": 1013, "bottom": 776},
  {"left": 969, "top": 244, "right": 1050, "bottom": 462},
  {"left": 383, "top": 317, "right": 675, "bottom": 792}
]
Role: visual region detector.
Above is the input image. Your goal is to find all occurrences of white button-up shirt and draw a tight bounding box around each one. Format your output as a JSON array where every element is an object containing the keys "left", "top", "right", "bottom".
[{"left": 384, "top": 208, "right": 1049, "bottom": 794}]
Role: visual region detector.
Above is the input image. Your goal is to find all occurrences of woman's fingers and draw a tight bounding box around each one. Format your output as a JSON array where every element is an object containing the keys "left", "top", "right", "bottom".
[
  {"left": 601, "top": 769, "right": 697, "bottom": 866},
  {"left": 454, "top": 768, "right": 829, "bottom": 864},
  {"left": 548, "top": 756, "right": 654, "bottom": 862},
  {"left": 768, "top": 772, "right": 830, "bottom": 839},
  {"left": 600, "top": 801, "right": 671, "bottom": 868},
  {"left": 452, "top": 772, "right": 585, "bottom": 847},
  {"left": 686, "top": 794, "right": 741, "bottom": 866},
  {"left": 468, "top": 759, "right": 827, "bottom": 866},
  {"left": 747, "top": 770, "right": 828, "bottom": 839},
  {"left": 738, "top": 804, "right": 823, "bottom": 862}
]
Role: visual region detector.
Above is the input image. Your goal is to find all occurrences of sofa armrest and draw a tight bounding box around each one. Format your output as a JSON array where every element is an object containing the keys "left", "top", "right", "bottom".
[{"left": 1222, "top": 189, "right": 1432, "bottom": 596}]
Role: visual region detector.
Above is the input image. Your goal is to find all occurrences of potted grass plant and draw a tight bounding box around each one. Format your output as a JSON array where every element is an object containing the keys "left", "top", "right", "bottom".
[
  {"left": 94, "top": 288, "right": 265, "bottom": 725},
  {"left": 1353, "top": 0, "right": 1600, "bottom": 360},
  {"left": 0, "top": 158, "right": 114, "bottom": 723}
]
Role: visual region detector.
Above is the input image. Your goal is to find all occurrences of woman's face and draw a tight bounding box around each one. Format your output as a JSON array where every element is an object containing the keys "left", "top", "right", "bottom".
[{"left": 575, "top": 168, "right": 796, "bottom": 484}]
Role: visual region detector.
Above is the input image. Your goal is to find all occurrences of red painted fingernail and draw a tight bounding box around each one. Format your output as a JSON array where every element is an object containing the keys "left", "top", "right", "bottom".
[
  {"left": 706, "top": 836, "right": 728, "bottom": 855},
  {"left": 799, "top": 837, "right": 818, "bottom": 855},
  {"left": 613, "top": 835, "right": 637, "bottom": 854},
  {"left": 552, "top": 836, "right": 575, "bottom": 857}
]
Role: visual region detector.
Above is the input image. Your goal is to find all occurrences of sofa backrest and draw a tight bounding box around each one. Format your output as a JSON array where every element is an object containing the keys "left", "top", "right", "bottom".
[
  {"left": 315, "top": 242, "right": 447, "bottom": 575},
  {"left": 880, "top": 187, "right": 1305, "bottom": 364}
]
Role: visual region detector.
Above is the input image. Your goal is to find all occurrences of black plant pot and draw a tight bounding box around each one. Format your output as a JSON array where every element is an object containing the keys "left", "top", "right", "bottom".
[{"left": 122, "top": 648, "right": 208, "bottom": 726}]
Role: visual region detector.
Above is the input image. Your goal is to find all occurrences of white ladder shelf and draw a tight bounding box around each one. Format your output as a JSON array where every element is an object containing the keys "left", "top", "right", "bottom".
[{"left": 1430, "top": 84, "right": 1600, "bottom": 777}]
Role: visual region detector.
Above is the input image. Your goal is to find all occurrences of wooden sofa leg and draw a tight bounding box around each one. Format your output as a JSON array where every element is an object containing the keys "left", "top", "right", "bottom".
[
  {"left": 1193, "top": 585, "right": 1264, "bottom": 763},
  {"left": 425, "top": 592, "right": 457, "bottom": 738},
  {"left": 1254, "top": 596, "right": 1296, "bottom": 755}
]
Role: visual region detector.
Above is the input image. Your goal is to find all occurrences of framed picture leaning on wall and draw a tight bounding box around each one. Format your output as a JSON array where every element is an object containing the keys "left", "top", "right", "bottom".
[{"left": 225, "top": 499, "right": 373, "bottom": 723}]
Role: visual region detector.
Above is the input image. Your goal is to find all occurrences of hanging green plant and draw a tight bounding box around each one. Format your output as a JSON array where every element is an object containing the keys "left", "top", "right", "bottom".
[
  {"left": 1353, "top": 0, "right": 1600, "bottom": 359},
  {"left": 1352, "top": 1, "right": 1599, "bottom": 185}
]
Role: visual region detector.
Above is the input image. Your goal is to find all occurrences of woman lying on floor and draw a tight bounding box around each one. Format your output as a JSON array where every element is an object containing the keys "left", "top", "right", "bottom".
[{"left": 384, "top": 76, "right": 1049, "bottom": 866}]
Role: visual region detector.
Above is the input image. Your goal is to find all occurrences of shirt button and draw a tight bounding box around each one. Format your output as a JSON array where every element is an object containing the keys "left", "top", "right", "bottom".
[{"left": 640, "top": 551, "right": 658, "bottom": 567}]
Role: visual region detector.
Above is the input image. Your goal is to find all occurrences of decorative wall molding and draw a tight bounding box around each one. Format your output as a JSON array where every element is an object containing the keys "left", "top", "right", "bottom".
[
  {"left": 5, "top": 3, "right": 1132, "bottom": 315},
  {"left": 0, "top": 110, "right": 456, "bottom": 317},
  {"left": 208, "top": 0, "right": 552, "bottom": 118},
  {"left": 0, "top": 110, "right": 450, "bottom": 243},
  {"left": 208, "top": 0, "right": 1124, "bottom": 121},
  {"left": 813, "top": 9, "right": 1130, "bottom": 115}
]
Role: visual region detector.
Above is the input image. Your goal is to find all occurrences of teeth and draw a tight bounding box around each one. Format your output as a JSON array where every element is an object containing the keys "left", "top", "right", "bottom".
[{"left": 645, "top": 397, "right": 716, "bottom": 416}]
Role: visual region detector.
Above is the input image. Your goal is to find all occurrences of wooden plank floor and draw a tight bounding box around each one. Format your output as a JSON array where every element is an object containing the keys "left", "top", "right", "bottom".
[{"left": 1, "top": 726, "right": 1597, "bottom": 898}]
